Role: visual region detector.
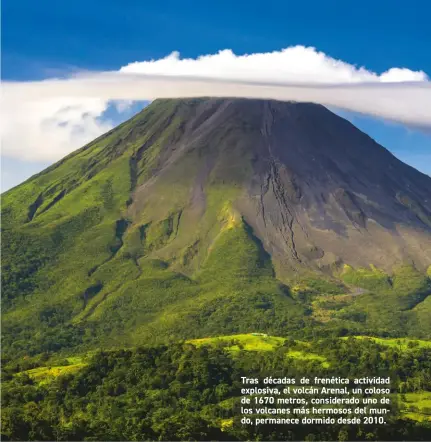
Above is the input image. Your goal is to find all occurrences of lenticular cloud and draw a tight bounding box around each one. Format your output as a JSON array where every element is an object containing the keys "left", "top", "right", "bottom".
[{"left": 2, "top": 46, "right": 430, "bottom": 162}]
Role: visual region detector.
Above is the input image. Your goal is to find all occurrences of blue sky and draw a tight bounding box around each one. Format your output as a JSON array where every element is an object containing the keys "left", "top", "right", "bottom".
[{"left": 2, "top": 0, "right": 430, "bottom": 190}]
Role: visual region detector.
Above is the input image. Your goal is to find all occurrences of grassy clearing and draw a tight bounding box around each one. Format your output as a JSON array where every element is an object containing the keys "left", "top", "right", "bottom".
[
  {"left": 220, "top": 418, "right": 234, "bottom": 432},
  {"left": 340, "top": 264, "right": 391, "bottom": 292},
  {"left": 189, "top": 333, "right": 285, "bottom": 351},
  {"left": 285, "top": 350, "right": 330, "bottom": 368},
  {"left": 64, "top": 356, "right": 85, "bottom": 364},
  {"left": 22, "top": 363, "right": 87, "bottom": 385},
  {"left": 399, "top": 392, "right": 431, "bottom": 422},
  {"left": 188, "top": 333, "right": 330, "bottom": 367}
]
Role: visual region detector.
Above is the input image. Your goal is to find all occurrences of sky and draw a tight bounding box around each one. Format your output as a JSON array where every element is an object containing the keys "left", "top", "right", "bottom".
[{"left": 2, "top": 0, "right": 431, "bottom": 191}]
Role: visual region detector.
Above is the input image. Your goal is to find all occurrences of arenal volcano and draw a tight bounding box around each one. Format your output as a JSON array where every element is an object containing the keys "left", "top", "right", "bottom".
[{"left": 2, "top": 98, "right": 431, "bottom": 355}]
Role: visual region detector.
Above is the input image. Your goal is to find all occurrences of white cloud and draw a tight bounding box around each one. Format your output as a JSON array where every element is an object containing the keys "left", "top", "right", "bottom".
[
  {"left": 1, "top": 96, "right": 112, "bottom": 162},
  {"left": 120, "top": 47, "right": 428, "bottom": 84},
  {"left": 1, "top": 46, "right": 430, "bottom": 163},
  {"left": 379, "top": 67, "right": 428, "bottom": 83}
]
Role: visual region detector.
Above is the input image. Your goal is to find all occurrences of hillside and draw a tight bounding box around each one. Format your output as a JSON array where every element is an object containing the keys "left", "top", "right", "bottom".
[
  {"left": 2, "top": 98, "right": 431, "bottom": 358},
  {"left": 2, "top": 334, "right": 430, "bottom": 440}
]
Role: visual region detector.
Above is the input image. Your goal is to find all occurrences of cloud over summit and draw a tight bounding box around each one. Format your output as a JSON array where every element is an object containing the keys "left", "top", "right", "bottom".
[
  {"left": 2, "top": 46, "right": 430, "bottom": 162},
  {"left": 120, "top": 46, "right": 428, "bottom": 84}
]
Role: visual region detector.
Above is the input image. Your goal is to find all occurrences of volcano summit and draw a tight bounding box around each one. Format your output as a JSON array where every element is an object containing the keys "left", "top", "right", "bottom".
[{"left": 2, "top": 98, "right": 431, "bottom": 353}]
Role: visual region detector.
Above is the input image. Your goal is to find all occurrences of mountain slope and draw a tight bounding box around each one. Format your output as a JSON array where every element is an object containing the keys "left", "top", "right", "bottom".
[{"left": 2, "top": 98, "right": 431, "bottom": 356}]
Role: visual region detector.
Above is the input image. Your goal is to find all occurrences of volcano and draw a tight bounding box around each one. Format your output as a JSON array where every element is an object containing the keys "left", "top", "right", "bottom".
[{"left": 2, "top": 98, "right": 431, "bottom": 354}]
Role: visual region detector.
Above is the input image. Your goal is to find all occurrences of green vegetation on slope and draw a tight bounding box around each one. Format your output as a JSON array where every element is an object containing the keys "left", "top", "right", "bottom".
[
  {"left": 400, "top": 392, "right": 431, "bottom": 422},
  {"left": 2, "top": 336, "right": 430, "bottom": 441},
  {"left": 2, "top": 98, "right": 431, "bottom": 361},
  {"left": 305, "top": 264, "right": 431, "bottom": 338},
  {"left": 188, "top": 334, "right": 330, "bottom": 367},
  {"left": 341, "top": 264, "right": 392, "bottom": 292},
  {"left": 189, "top": 334, "right": 286, "bottom": 352}
]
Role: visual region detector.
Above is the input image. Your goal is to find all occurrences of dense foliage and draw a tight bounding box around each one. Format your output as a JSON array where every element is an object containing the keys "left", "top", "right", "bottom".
[{"left": 2, "top": 337, "right": 430, "bottom": 441}]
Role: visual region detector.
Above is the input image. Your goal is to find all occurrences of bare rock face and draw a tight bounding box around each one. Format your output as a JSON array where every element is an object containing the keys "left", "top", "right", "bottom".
[{"left": 127, "top": 98, "right": 431, "bottom": 276}]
